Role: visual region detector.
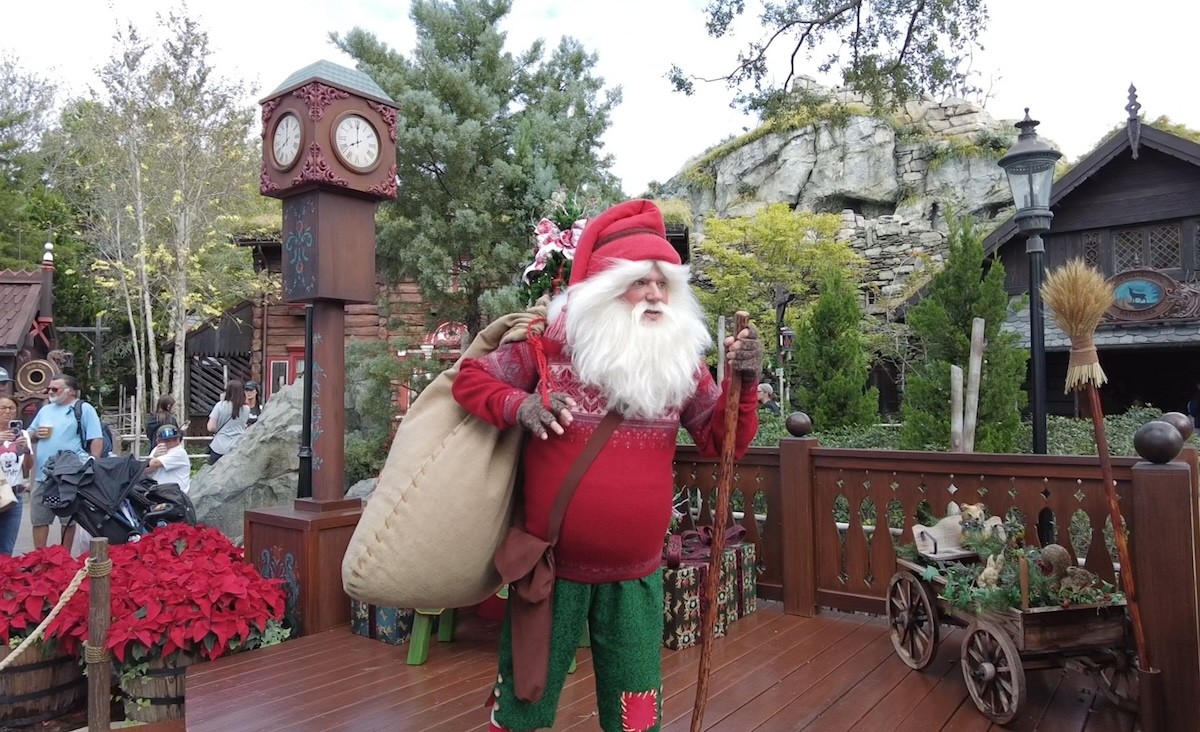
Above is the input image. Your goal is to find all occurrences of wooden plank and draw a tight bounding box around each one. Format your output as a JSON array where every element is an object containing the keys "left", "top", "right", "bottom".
[
  {"left": 698, "top": 621, "right": 888, "bottom": 730},
  {"left": 657, "top": 613, "right": 870, "bottom": 730},
  {"left": 849, "top": 628, "right": 964, "bottom": 729},
  {"left": 756, "top": 624, "right": 895, "bottom": 729},
  {"left": 180, "top": 607, "right": 1134, "bottom": 732}
]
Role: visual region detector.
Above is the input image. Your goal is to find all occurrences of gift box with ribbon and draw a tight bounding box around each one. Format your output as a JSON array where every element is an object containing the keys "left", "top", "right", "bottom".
[
  {"left": 350, "top": 599, "right": 416, "bottom": 645},
  {"left": 661, "top": 528, "right": 740, "bottom": 650},
  {"left": 734, "top": 541, "right": 758, "bottom": 618}
]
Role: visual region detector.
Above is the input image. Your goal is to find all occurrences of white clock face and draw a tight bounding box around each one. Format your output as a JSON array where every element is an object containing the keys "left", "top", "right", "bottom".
[
  {"left": 272, "top": 112, "right": 302, "bottom": 170},
  {"left": 334, "top": 114, "right": 381, "bottom": 171}
]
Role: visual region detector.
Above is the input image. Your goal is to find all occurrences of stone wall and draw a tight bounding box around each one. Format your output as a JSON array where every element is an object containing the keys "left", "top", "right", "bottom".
[{"left": 660, "top": 81, "right": 1026, "bottom": 308}]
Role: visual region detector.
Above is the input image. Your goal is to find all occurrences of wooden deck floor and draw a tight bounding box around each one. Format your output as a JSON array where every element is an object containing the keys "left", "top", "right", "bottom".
[{"left": 183, "top": 604, "right": 1136, "bottom": 731}]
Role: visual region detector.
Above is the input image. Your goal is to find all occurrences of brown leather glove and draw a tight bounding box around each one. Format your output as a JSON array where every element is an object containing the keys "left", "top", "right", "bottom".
[
  {"left": 726, "top": 323, "right": 764, "bottom": 378},
  {"left": 516, "top": 391, "right": 574, "bottom": 439}
]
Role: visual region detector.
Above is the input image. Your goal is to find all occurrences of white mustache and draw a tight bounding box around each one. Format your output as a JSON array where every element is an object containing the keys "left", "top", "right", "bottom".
[{"left": 632, "top": 300, "right": 671, "bottom": 319}]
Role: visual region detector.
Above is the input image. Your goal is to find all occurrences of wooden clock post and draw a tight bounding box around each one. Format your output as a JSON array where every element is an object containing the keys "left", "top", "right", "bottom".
[{"left": 245, "top": 61, "right": 398, "bottom": 636}]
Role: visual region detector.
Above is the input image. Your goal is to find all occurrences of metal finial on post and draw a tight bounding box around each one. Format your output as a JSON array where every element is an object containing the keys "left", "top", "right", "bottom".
[{"left": 1126, "top": 84, "right": 1142, "bottom": 159}]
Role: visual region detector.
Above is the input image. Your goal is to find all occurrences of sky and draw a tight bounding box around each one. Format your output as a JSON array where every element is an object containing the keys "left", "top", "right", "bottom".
[{"left": 3, "top": 1, "right": 1200, "bottom": 196}]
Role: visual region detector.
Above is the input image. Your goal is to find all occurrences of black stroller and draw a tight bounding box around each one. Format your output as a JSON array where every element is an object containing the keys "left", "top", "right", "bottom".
[{"left": 40, "top": 452, "right": 196, "bottom": 545}]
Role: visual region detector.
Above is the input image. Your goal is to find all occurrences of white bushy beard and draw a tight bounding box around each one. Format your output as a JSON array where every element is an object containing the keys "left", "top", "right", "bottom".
[{"left": 563, "top": 259, "right": 712, "bottom": 420}]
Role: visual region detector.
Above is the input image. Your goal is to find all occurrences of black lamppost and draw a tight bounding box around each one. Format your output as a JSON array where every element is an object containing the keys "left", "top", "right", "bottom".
[
  {"left": 998, "top": 109, "right": 1062, "bottom": 454},
  {"left": 772, "top": 285, "right": 796, "bottom": 405}
]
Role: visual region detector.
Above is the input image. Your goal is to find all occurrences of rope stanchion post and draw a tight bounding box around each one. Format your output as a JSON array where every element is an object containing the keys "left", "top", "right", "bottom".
[{"left": 86, "top": 538, "right": 113, "bottom": 732}]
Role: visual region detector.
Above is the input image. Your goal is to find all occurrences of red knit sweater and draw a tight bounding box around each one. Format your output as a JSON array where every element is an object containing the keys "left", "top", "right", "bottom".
[{"left": 452, "top": 333, "right": 758, "bottom": 583}]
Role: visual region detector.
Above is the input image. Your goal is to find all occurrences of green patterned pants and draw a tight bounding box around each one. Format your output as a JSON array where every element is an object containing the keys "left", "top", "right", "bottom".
[{"left": 491, "top": 570, "right": 664, "bottom": 732}]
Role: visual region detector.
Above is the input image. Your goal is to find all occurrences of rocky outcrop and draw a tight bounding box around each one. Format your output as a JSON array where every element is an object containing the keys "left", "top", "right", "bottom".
[
  {"left": 190, "top": 381, "right": 304, "bottom": 541},
  {"left": 659, "top": 81, "right": 1024, "bottom": 305}
]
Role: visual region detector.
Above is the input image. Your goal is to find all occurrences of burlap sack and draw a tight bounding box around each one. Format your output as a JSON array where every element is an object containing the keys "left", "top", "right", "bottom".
[{"left": 342, "top": 311, "right": 535, "bottom": 608}]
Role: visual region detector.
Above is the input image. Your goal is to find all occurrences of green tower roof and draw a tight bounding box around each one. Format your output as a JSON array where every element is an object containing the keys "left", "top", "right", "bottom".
[{"left": 262, "top": 59, "right": 395, "bottom": 106}]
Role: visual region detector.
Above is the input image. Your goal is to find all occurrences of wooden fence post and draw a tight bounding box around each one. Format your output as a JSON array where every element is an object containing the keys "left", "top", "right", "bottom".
[
  {"left": 87, "top": 538, "right": 112, "bottom": 732},
  {"left": 1129, "top": 458, "right": 1199, "bottom": 731},
  {"left": 780, "top": 436, "right": 818, "bottom": 616}
]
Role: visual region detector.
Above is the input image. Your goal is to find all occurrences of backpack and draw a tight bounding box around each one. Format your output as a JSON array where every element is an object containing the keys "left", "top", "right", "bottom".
[{"left": 73, "top": 400, "right": 116, "bottom": 457}]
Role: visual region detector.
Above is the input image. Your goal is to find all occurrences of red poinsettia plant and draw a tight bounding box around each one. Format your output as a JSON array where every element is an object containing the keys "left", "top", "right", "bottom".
[
  {"left": 0, "top": 546, "right": 89, "bottom": 656},
  {"left": 99, "top": 523, "right": 288, "bottom": 663}
]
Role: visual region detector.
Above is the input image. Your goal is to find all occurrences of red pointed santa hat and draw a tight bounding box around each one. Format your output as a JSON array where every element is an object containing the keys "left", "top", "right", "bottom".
[{"left": 569, "top": 199, "right": 681, "bottom": 286}]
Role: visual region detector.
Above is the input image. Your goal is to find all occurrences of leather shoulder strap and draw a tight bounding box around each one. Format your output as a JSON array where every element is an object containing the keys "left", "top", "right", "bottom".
[{"left": 546, "top": 410, "right": 622, "bottom": 543}]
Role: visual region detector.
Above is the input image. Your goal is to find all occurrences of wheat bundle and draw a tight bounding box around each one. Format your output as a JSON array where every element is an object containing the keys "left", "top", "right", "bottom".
[{"left": 1040, "top": 259, "right": 1114, "bottom": 392}]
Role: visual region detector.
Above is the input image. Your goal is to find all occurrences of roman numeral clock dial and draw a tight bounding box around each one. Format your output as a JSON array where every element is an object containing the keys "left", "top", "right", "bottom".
[
  {"left": 271, "top": 112, "right": 302, "bottom": 170},
  {"left": 333, "top": 113, "right": 381, "bottom": 172}
]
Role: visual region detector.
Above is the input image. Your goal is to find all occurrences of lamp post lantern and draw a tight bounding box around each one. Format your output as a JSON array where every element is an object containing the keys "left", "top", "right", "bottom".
[{"left": 998, "top": 109, "right": 1062, "bottom": 454}]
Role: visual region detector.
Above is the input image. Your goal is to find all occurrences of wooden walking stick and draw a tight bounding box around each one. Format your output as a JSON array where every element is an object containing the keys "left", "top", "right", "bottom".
[
  {"left": 691, "top": 311, "right": 749, "bottom": 732},
  {"left": 1041, "top": 260, "right": 1151, "bottom": 673}
]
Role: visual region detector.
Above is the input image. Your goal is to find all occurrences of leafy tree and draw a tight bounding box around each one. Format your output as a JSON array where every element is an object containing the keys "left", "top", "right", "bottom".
[
  {"left": 47, "top": 13, "right": 269, "bottom": 413},
  {"left": 335, "top": 0, "right": 622, "bottom": 336},
  {"left": 899, "top": 215, "right": 1027, "bottom": 452},
  {"left": 695, "top": 202, "right": 856, "bottom": 351},
  {"left": 790, "top": 267, "right": 879, "bottom": 427},
  {"left": 0, "top": 56, "right": 58, "bottom": 264},
  {"left": 669, "top": 0, "right": 990, "bottom": 115}
]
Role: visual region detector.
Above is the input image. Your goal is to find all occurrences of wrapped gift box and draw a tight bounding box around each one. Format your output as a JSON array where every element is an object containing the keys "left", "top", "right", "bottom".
[
  {"left": 733, "top": 541, "right": 758, "bottom": 618},
  {"left": 662, "top": 544, "right": 738, "bottom": 650},
  {"left": 350, "top": 599, "right": 415, "bottom": 645}
]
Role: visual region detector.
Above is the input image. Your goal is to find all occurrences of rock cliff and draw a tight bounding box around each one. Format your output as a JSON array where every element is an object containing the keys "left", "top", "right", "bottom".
[{"left": 658, "top": 81, "right": 1025, "bottom": 303}]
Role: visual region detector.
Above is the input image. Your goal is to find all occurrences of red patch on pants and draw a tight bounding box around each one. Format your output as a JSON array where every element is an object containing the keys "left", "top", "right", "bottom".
[{"left": 620, "top": 690, "right": 658, "bottom": 731}]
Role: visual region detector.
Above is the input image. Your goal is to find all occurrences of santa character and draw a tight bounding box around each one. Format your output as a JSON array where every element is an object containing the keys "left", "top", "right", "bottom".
[{"left": 453, "top": 199, "right": 762, "bottom": 732}]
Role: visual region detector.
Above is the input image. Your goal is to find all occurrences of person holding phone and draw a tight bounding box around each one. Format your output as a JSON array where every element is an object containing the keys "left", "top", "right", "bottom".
[{"left": 0, "top": 396, "right": 31, "bottom": 555}]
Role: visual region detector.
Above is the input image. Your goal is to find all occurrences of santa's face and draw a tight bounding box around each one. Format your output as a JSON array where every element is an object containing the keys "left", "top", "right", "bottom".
[
  {"left": 621, "top": 265, "right": 670, "bottom": 321},
  {"left": 564, "top": 259, "right": 713, "bottom": 420}
]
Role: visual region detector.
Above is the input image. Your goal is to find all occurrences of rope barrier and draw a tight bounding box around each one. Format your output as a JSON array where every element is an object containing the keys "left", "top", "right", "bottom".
[{"left": 0, "top": 555, "right": 107, "bottom": 673}]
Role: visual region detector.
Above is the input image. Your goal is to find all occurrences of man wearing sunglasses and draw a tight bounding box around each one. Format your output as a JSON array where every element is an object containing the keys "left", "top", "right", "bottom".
[{"left": 27, "top": 374, "right": 104, "bottom": 549}]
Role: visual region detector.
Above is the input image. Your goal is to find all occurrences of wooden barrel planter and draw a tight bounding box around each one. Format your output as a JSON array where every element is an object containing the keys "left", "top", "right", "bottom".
[
  {"left": 0, "top": 644, "right": 85, "bottom": 726},
  {"left": 120, "top": 652, "right": 197, "bottom": 723}
]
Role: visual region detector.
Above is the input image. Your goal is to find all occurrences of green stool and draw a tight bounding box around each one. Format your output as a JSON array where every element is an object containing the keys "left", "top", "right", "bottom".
[{"left": 407, "top": 608, "right": 456, "bottom": 665}]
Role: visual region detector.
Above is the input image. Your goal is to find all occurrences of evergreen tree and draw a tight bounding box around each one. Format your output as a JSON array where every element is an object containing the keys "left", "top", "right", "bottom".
[
  {"left": 900, "top": 215, "right": 1027, "bottom": 452},
  {"left": 791, "top": 267, "right": 879, "bottom": 429},
  {"left": 335, "top": 0, "right": 622, "bottom": 335}
]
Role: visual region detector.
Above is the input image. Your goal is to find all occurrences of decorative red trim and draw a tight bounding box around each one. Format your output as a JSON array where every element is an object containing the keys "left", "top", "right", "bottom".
[
  {"left": 292, "top": 143, "right": 349, "bottom": 187},
  {"left": 366, "top": 164, "right": 398, "bottom": 199},
  {"left": 368, "top": 100, "right": 398, "bottom": 142},
  {"left": 259, "top": 163, "right": 280, "bottom": 194},
  {"left": 293, "top": 82, "right": 351, "bottom": 121},
  {"left": 260, "top": 99, "right": 280, "bottom": 136}
]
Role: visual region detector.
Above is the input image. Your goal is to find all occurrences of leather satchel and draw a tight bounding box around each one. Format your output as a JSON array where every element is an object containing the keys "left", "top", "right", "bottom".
[{"left": 493, "top": 410, "right": 623, "bottom": 703}]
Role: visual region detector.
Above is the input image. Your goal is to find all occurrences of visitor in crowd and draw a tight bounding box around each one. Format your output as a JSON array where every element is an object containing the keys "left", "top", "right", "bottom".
[
  {"left": 757, "top": 382, "right": 782, "bottom": 415},
  {"left": 146, "top": 394, "right": 179, "bottom": 450},
  {"left": 206, "top": 379, "right": 249, "bottom": 465},
  {"left": 146, "top": 423, "right": 191, "bottom": 494},
  {"left": 244, "top": 381, "right": 264, "bottom": 426},
  {"left": 0, "top": 396, "right": 30, "bottom": 555},
  {"left": 28, "top": 374, "right": 104, "bottom": 549}
]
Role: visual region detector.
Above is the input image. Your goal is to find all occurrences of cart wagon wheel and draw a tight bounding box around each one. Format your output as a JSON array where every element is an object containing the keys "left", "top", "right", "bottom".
[
  {"left": 886, "top": 571, "right": 939, "bottom": 669},
  {"left": 1097, "top": 649, "right": 1139, "bottom": 711},
  {"left": 960, "top": 620, "right": 1025, "bottom": 725}
]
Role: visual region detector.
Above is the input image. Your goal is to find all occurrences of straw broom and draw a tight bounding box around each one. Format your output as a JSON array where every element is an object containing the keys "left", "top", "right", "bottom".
[{"left": 1040, "top": 259, "right": 1151, "bottom": 673}]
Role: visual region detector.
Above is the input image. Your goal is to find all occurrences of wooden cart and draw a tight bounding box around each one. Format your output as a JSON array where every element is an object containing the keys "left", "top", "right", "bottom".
[{"left": 886, "top": 556, "right": 1137, "bottom": 724}]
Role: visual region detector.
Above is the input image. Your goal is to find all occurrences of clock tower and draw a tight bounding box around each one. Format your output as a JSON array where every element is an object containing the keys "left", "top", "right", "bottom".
[{"left": 248, "top": 60, "right": 398, "bottom": 636}]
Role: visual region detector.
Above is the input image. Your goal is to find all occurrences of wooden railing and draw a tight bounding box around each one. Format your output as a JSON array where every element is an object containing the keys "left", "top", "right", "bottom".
[{"left": 672, "top": 437, "right": 1200, "bottom": 729}]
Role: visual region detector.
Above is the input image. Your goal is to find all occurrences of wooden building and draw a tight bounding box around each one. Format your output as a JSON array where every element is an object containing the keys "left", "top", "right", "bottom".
[
  {"left": 984, "top": 112, "right": 1200, "bottom": 416},
  {"left": 0, "top": 246, "right": 64, "bottom": 423},
  {"left": 238, "top": 235, "right": 450, "bottom": 409}
]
